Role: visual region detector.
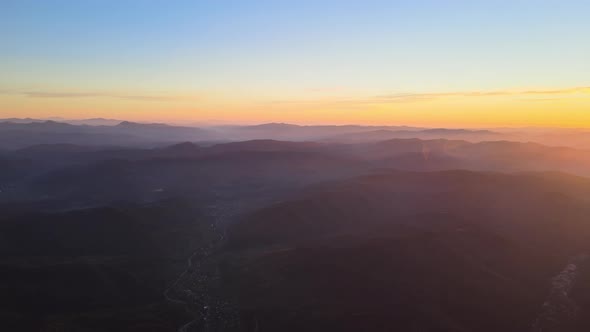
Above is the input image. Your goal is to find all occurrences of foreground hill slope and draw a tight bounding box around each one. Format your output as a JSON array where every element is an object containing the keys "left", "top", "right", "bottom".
[{"left": 224, "top": 170, "right": 590, "bottom": 332}]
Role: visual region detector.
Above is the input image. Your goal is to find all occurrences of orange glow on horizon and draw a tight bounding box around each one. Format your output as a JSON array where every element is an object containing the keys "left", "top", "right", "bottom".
[{"left": 2, "top": 87, "right": 590, "bottom": 128}]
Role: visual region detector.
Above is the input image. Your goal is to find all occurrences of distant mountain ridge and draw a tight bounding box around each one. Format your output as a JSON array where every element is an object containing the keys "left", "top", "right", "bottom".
[
  {"left": 4, "top": 118, "right": 590, "bottom": 150},
  {"left": 0, "top": 117, "right": 124, "bottom": 126},
  {"left": 0, "top": 120, "right": 214, "bottom": 149}
]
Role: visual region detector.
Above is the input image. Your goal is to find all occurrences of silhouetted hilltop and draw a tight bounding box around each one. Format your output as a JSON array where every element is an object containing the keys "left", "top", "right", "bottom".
[
  {"left": 0, "top": 120, "right": 213, "bottom": 149},
  {"left": 238, "top": 122, "right": 301, "bottom": 130}
]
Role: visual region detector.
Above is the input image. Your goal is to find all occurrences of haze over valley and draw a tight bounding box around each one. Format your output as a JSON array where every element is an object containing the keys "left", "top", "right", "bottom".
[
  {"left": 1, "top": 118, "right": 590, "bottom": 331},
  {"left": 2, "top": 1, "right": 590, "bottom": 331}
]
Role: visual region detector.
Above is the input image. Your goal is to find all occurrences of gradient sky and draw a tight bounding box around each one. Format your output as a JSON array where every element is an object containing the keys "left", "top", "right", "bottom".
[{"left": 1, "top": 0, "right": 589, "bottom": 127}]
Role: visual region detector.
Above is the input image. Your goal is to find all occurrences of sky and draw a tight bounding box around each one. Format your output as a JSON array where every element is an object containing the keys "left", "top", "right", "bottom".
[{"left": 1, "top": 0, "right": 589, "bottom": 127}]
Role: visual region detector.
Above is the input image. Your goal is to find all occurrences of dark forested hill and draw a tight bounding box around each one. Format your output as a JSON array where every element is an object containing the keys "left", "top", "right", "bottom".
[{"left": 224, "top": 170, "right": 590, "bottom": 332}]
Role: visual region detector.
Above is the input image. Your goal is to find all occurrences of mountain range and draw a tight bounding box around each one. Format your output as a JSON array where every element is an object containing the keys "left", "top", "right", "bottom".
[{"left": 3, "top": 118, "right": 590, "bottom": 331}]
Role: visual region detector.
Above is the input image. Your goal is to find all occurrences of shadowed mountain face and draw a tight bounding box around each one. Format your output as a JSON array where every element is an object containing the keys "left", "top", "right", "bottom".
[
  {"left": 5, "top": 137, "right": 590, "bottom": 207},
  {"left": 225, "top": 171, "right": 590, "bottom": 332},
  {"left": 230, "top": 170, "right": 590, "bottom": 250},
  {"left": 3, "top": 121, "right": 590, "bottom": 331},
  {"left": 0, "top": 199, "right": 211, "bottom": 332}
]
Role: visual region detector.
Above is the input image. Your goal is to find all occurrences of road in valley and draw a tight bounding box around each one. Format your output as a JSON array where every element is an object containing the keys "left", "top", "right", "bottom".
[
  {"left": 164, "top": 190, "right": 244, "bottom": 332},
  {"left": 531, "top": 254, "right": 588, "bottom": 332}
]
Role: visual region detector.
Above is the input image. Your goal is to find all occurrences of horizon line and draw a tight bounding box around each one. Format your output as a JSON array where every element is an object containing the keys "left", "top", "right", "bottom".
[{"left": 3, "top": 116, "right": 590, "bottom": 131}]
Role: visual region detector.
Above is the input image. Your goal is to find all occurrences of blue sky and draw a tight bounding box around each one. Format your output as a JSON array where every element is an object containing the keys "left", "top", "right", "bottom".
[{"left": 1, "top": 0, "right": 589, "bottom": 125}]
